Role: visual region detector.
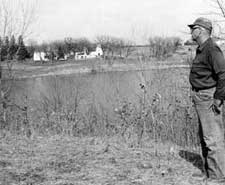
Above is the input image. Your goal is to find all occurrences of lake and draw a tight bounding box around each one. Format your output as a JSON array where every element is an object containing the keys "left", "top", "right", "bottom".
[
  {"left": 8, "top": 67, "right": 190, "bottom": 124},
  {"left": 3, "top": 66, "right": 200, "bottom": 146}
]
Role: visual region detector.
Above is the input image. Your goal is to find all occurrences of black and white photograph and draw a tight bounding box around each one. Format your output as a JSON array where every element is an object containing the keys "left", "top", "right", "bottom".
[{"left": 1, "top": 0, "right": 225, "bottom": 184}]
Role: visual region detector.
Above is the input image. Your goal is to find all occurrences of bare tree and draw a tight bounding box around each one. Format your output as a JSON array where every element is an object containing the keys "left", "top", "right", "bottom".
[
  {"left": 0, "top": 0, "right": 38, "bottom": 134},
  {"left": 123, "top": 40, "right": 136, "bottom": 58},
  {"left": 0, "top": 62, "right": 14, "bottom": 128},
  {"left": 95, "top": 35, "right": 112, "bottom": 58},
  {"left": 95, "top": 35, "right": 135, "bottom": 59},
  {"left": 0, "top": 0, "right": 39, "bottom": 39},
  {"left": 148, "top": 36, "right": 182, "bottom": 59},
  {"left": 206, "top": 0, "right": 225, "bottom": 17},
  {"left": 203, "top": 0, "right": 225, "bottom": 37}
]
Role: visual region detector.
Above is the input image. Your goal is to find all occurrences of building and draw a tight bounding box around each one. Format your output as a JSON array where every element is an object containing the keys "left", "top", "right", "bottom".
[
  {"left": 33, "top": 51, "right": 49, "bottom": 62},
  {"left": 74, "top": 51, "right": 88, "bottom": 60},
  {"left": 74, "top": 45, "right": 103, "bottom": 60}
]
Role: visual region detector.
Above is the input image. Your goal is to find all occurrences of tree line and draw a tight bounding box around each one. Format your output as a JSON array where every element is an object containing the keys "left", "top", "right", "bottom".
[
  {"left": 32, "top": 36, "right": 136, "bottom": 61},
  {"left": 0, "top": 35, "right": 136, "bottom": 62},
  {"left": 0, "top": 35, "right": 182, "bottom": 62},
  {"left": 0, "top": 35, "right": 30, "bottom": 61}
]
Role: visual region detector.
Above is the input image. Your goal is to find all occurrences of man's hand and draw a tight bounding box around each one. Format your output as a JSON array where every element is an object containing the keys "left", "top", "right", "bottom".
[
  {"left": 214, "top": 99, "right": 223, "bottom": 107},
  {"left": 212, "top": 99, "right": 223, "bottom": 114}
]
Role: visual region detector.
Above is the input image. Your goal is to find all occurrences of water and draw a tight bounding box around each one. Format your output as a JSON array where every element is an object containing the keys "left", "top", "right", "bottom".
[
  {"left": 9, "top": 67, "right": 190, "bottom": 119},
  {"left": 4, "top": 67, "right": 199, "bottom": 147}
]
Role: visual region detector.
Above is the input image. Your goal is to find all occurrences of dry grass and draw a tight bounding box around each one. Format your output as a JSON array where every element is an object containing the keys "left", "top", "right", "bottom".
[{"left": 0, "top": 135, "right": 204, "bottom": 185}]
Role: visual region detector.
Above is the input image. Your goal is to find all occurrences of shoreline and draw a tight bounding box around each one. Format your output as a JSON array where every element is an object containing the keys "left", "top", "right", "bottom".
[
  {"left": 2, "top": 60, "right": 189, "bottom": 80},
  {"left": 14, "top": 63, "right": 189, "bottom": 79}
]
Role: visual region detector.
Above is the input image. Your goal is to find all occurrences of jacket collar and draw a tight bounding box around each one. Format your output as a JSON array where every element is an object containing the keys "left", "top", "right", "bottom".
[{"left": 197, "top": 37, "right": 211, "bottom": 51}]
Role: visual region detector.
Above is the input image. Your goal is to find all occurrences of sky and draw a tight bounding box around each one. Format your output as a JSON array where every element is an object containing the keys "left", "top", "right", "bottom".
[{"left": 31, "top": 0, "right": 216, "bottom": 44}]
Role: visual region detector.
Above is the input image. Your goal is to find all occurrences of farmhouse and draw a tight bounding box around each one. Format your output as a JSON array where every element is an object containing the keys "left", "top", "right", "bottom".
[
  {"left": 33, "top": 51, "right": 49, "bottom": 62},
  {"left": 74, "top": 51, "right": 88, "bottom": 60},
  {"left": 74, "top": 45, "right": 103, "bottom": 60}
]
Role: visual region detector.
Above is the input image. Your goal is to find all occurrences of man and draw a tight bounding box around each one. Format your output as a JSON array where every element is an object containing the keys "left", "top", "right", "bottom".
[{"left": 188, "top": 17, "right": 225, "bottom": 184}]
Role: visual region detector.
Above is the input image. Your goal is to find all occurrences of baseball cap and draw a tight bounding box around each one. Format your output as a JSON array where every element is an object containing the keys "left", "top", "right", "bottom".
[{"left": 188, "top": 17, "right": 212, "bottom": 31}]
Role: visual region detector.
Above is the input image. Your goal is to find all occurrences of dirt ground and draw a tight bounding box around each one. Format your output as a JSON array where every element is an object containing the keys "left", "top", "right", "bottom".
[{"left": 0, "top": 135, "right": 204, "bottom": 185}]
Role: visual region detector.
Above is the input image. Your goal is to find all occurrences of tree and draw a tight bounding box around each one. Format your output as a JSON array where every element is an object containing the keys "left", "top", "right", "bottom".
[
  {"left": 26, "top": 40, "right": 37, "bottom": 59},
  {"left": 95, "top": 35, "right": 133, "bottom": 59},
  {"left": 49, "top": 41, "right": 65, "bottom": 60},
  {"left": 0, "top": 0, "right": 38, "bottom": 133},
  {"left": 96, "top": 35, "right": 112, "bottom": 57},
  {"left": 0, "top": 36, "right": 10, "bottom": 61},
  {"left": 123, "top": 40, "right": 136, "bottom": 58},
  {"left": 64, "top": 37, "right": 74, "bottom": 54},
  {"left": 0, "top": 0, "right": 38, "bottom": 61},
  {"left": 0, "top": 37, "right": 2, "bottom": 47},
  {"left": 0, "top": 48, "right": 4, "bottom": 61},
  {"left": 205, "top": 0, "right": 225, "bottom": 37},
  {"left": 0, "top": 0, "right": 39, "bottom": 39},
  {"left": 7, "top": 35, "right": 17, "bottom": 60},
  {"left": 4, "top": 36, "right": 9, "bottom": 49},
  {"left": 57, "top": 46, "right": 64, "bottom": 60},
  {"left": 16, "top": 35, "right": 28, "bottom": 61},
  {"left": 73, "top": 38, "right": 94, "bottom": 53},
  {"left": 148, "top": 36, "right": 182, "bottom": 59}
]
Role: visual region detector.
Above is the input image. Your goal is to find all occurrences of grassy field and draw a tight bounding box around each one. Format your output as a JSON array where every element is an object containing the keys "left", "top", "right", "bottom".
[{"left": 0, "top": 135, "right": 204, "bottom": 185}]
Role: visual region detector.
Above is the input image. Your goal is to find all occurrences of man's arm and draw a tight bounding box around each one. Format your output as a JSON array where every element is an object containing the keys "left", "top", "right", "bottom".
[
  {"left": 210, "top": 46, "right": 225, "bottom": 100},
  {"left": 214, "top": 72, "right": 225, "bottom": 100}
]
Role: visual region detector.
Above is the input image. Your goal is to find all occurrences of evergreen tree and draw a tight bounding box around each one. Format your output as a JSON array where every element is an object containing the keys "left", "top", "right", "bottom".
[
  {"left": 0, "top": 47, "right": 4, "bottom": 61},
  {"left": 16, "top": 35, "right": 28, "bottom": 61},
  {"left": 0, "top": 36, "right": 10, "bottom": 61},
  {"left": 57, "top": 46, "right": 64, "bottom": 59},
  {"left": 0, "top": 37, "right": 3, "bottom": 61},
  {"left": 26, "top": 45, "right": 35, "bottom": 59},
  {"left": 0, "top": 37, "right": 2, "bottom": 48},
  {"left": 7, "top": 35, "right": 17, "bottom": 60},
  {"left": 18, "top": 35, "right": 23, "bottom": 46},
  {"left": 4, "top": 36, "right": 9, "bottom": 49}
]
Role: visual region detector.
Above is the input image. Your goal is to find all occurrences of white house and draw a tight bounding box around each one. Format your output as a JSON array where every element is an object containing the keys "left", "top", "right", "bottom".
[
  {"left": 89, "top": 45, "right": 103, "bottom": 57},
  {"left": 74, "top": 45, "right": 103, "bottom": 60},
  {"left": 74, "top": 51, "right": 88, "bottom": 60},
  {"left": 33, "top": 52, "right": 49, "bottom": 62}
]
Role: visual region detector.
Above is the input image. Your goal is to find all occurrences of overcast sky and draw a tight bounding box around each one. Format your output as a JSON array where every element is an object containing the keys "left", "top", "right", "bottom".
[{"left": 32, "top": 0, "right": 215, "bottom": 44}]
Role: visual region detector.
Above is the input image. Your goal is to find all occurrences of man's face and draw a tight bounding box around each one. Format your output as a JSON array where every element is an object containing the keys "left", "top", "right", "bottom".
[{"left": 190, "top": 26, "right": 202, "bottom": 41}]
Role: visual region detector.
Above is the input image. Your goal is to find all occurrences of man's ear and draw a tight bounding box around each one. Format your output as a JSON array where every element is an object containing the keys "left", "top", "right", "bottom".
[{"left": 196, "top": 28, "right": 202, "bottom": 37}]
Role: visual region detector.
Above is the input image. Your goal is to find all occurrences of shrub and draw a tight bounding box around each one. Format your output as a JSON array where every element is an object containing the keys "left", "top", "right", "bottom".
[{"left": 148, "top": 36, "right": 182, "bottom": 59}]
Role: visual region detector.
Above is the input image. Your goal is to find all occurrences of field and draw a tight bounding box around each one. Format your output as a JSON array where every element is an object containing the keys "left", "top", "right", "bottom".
[
  {"left": 0, "top": 46, "right": 213, "bottom": 185},
  {"left": 0, "top": 135, "right": 204, "bottom": 185}
]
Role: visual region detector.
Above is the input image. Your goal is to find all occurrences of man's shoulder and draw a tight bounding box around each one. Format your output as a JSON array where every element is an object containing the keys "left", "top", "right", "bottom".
[{"left": 208, "top": 38, "right": 222, "bottom": 52}]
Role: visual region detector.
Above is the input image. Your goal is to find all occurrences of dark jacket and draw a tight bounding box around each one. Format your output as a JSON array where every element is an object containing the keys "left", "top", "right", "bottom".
[{"left": 189, "top": 38, "right": 225, "bottom": 100}]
